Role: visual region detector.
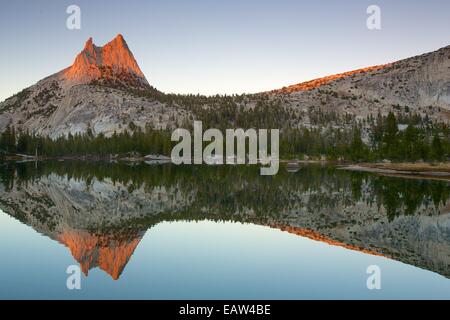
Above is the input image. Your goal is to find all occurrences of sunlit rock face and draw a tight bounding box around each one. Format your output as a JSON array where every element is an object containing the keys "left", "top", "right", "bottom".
[{"left": 64, "top": 35, "right": 149, "bottom": 89}]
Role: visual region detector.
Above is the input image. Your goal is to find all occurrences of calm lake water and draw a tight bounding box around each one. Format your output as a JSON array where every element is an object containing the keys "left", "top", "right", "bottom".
[{"left": 0, "top": 161, "right": 449, "bottom": 299}]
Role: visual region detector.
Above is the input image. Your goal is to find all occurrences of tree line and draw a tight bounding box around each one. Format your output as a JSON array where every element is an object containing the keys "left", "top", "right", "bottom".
[
  {"left": 0, "top": 111, "right": 448, "bottom": 161},
  {"left": 0, "top": 126, "right": 172, "bottom": 157}
]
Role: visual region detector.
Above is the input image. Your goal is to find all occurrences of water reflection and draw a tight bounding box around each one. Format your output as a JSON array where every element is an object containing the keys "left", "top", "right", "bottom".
[{"left": 0, "top": 161, "right": 449, "bottom": 280}]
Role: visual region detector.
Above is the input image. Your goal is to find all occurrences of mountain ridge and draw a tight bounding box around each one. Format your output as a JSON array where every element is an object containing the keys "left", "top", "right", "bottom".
[
  {"left": 272, "top": 43, "right": 450, "bottom": 94},
  {"left": 1, "top": 35, "right": 450, "bottom": 139}
]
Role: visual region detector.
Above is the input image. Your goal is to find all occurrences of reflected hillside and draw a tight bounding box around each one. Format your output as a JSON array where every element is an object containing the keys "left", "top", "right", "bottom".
[{"left": 0, "top": 161, "right": 449, "bottom": 279}]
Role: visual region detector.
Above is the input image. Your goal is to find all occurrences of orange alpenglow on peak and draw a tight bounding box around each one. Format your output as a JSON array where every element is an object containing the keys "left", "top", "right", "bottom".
[
  {"left": 272, "top": 64, "right": 391, "bottom": 93},
  {"left": 58, "top": 229, "right": 143, "bottom": 280},
  {"left": 64, "top": 34, "right": 149, "bottom": 87}
]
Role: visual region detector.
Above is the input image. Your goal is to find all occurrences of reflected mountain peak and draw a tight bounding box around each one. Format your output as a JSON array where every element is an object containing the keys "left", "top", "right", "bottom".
[{"left": 58, "top": 228, "right": 144, "bottom": 280}]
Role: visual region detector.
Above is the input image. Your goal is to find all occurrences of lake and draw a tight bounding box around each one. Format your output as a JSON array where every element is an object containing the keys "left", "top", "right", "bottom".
[{"left": 0, "top": 161, "right": 449, "bottom": 299}]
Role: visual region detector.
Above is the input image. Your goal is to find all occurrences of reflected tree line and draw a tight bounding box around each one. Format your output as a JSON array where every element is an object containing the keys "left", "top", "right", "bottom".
[{"left": 0, "top": 161, "right": 449, "bottom": 222}]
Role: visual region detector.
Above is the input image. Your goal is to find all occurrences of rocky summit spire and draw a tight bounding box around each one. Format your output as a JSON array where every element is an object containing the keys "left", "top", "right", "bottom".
[{"left": 64, "top": 34, "right": 149, "bottom": 89}]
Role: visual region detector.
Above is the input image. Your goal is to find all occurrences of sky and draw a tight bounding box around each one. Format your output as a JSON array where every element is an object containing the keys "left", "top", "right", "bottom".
[{"left": 1, "top": 0, "right": 450, "bottom": 101}]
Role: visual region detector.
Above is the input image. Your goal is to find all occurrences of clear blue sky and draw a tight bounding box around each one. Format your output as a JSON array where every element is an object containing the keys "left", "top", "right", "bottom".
[{"left": 1, "top": 0, "right": 450, "bottom": 101}]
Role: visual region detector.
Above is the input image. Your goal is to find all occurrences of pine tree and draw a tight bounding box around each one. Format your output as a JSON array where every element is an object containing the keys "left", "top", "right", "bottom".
[
  {"left": 383, "top": 112, "right": 398, "bottom": 159},
  {"left": 431, "top": 134, "right": 444, "bottom": 161},
  {"left": 350, "top": 127, "right": 366, "bottom": 161},
  {"left": 0, "top": 125, "right": 16, "bottom": 153}
]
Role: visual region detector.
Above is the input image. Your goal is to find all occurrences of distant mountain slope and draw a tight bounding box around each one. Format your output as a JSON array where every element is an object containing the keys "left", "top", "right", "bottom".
[
  {"left": 276, "top": 45, "right": 450, "bottom": 122},
  {"left": 272, "top": 64, "right": 389, "bottom": 93}
]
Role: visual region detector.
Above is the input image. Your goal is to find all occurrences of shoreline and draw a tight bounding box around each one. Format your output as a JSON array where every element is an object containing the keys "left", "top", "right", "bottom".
[
  {"left": 2, "top": 155, "right": 450, "bottom": 180},
  {"left": 0, "top": 155, "right": 171, "bottom": 162},
  {"left": 339, "top": 162, "right": 450, "bottom": 181}
]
